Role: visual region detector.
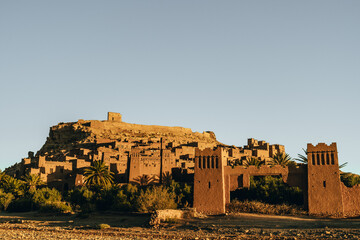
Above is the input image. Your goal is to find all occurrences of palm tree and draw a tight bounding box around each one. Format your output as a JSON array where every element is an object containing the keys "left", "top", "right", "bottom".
[
  {"left": 271, "top": 152, "right": 294, "bottom": 167},
  {"left": 132, "top": 174, "right": 158, "bottom": 186},
  {"left": 243, "top": 157, "right": 265, "bottom": 168},
  {"left": 22, "top": 173, "right": 43, "bottom": 193},
  {"left": 339, "top": 162, "right": 348, "bottom": 169},
  {"left": 0, "top": 189, "right": 14, "bottom": 211},
  {"left": 2, "top": 177, "right": 24, "bottom": 198},
  {"left": 0, "top": 170, "right": 7, "bottom": 182},
  {"left": 295, "top": 148, "right": 308, "bottom": 164},
  {"left": 161, "top": 172, "right": 172, "bottom": 186},
  {"left": 84, "top": 160, "right": 114, "bottom": 189}
]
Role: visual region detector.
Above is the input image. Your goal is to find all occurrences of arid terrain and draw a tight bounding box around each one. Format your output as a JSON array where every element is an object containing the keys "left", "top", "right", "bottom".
[{"left": 1, "top": 212, "right": 360, "bottom": 239}]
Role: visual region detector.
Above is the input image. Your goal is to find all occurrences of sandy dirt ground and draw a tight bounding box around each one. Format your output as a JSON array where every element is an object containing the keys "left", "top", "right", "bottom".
[{"left": 1, "top": 211, "right": 360, "bottom": 239}]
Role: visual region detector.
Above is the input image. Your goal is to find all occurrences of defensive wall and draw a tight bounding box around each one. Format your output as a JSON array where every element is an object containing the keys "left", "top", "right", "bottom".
[
  {"left": 194, "top": 147, "right": 306, "bottom": 214},
  {"left": 194, "top": 142, "right": 360, "bottom": 217}
]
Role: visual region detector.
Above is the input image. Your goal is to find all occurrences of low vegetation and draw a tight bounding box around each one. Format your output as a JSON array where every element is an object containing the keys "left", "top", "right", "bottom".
[
  {"left": 0, "top": 166, "right": 193, "bottom": 215},
  {"left": 136, "top": 185, "right": 177, "bottom": 213},
  {"left": 227, "top": 200, "right": 306, "bottom": 216},
  {"left": 231, "top": 176, "right": 304, "bottom": 206},
  {"left": 228, "top": 176, "right": 305, "bottom": 216},
  {"left": 341, "top": 172, "right": 360, "bottom": 187}
]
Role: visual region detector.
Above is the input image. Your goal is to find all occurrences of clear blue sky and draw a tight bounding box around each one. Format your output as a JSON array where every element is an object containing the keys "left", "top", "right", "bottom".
[{"left": 1, "top": 1, "right": 359, "bottom": 173}]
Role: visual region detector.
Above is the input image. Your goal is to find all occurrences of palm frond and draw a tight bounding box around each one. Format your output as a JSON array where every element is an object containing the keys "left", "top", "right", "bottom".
[{"left": 295, "top": 148, "right": 308, "bottom": 164}]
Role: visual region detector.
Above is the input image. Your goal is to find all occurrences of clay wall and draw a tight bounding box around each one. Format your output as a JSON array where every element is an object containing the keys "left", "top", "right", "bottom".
[
  {"left": 194, "top": 147, "right": 226, "bottom": 214},
  {"left": 73, "top": 159, "right": 91, "bottom": 169},
  {"left": 269, "top": 145, "right": 285, "bottom": 157},
  {"left": 252, "top": 149, "right": 270, "bottom": 158},
  {"left": 128, "top": 149, "right": 141, "bottom": 182},
  {"left": 175, "top": 146, "right": 195, "bottom": 159},
  {"left": 341, "top": 182, "right": 360, "bottom": 217},
  {"left": 161, "top": 149, "right": 176, "bottom": 174},
  {"left": 307, "top": 143, "right": 344, "bottom": 216}
]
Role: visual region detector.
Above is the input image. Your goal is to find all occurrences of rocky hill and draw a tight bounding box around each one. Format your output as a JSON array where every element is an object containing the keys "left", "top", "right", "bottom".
[{"left": 37, "top": 113, "right": 219, "bottom": 157}]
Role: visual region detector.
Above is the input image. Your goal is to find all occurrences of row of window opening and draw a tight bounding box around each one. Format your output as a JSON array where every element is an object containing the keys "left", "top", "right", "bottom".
[
  {"left": 311, "top": 152, "right": 335, "bottom": 165},
  {"left": 198, "top": 156, "right": 219, "bottom": 169}
]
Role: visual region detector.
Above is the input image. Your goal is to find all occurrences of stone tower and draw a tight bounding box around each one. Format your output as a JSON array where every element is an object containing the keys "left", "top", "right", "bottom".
[
  {"left": 107, "top": 112, "right": 122, "bottom": 122},
  {"left": 194, "top": 147, "right": 226, "bottom": 214},
  {"left": 307, "top": 143, "right": 344, "bottom": 216}
]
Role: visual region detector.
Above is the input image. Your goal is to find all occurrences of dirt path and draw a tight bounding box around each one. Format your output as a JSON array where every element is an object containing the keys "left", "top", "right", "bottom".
[{"left": 1, "top": 212, "right": 360, "bottom": 239}]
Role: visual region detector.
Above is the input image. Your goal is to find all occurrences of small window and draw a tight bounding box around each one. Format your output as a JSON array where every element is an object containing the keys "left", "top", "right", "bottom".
[
  {"left": 323, "top": 181, "right": 326, "bottom": 188},
  {"left": 216, "top": 157, "right": 219, "bottom": 168},
  {"left": 321, "top": 153, "right": 325, "bottom": 165},
  {"left": 331, "top": 153, "right": 335, "bottom": 165},
  {"left": 317, "top": 153, "right": 320, "bottom": 165},
  {"left": 326, "top": 153, "right": 330, "bottom": 165},
  {"left": 208, "top": 181, "right": 211, "bottom": 189},
  {"left": 198, "top": 156, "right": 201, "bottom": 168},
  {"left": 312, "top": 153, "right": 315, "bottom": 165},
  {"left": 203, "top": 157, "right": 206, "bottom": 169}
]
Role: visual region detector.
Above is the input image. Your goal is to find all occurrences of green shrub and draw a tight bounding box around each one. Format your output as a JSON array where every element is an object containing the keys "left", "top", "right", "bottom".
[
  {"left": 0, "top": 190, "right": 14, "bottom": 211},
  {"left": 167, "top": 180, "right": 193, "bottom": 208},
  {"left": 136, "top": 185, "right": 177, "bottom": 213},
  {"left": 341, "top": 173, "right": 360, "bottom": 187},
  {"left": 111, "top": 184, "right": 139, "bottom": 211},
  {"left": 68, "top": 187, "right": 94, "bottom": 209},
  {"left": 33, "top": 188, "right": 62, "bottom": 206},
  {"left": 111, "top": 190, "right": 132, "bottom": 211},
  {"left": 231, "top": 176, "right": 303, "bottom": 206},
  {"left": 39, "top": 201, "right": 72, "bottom": 213}
]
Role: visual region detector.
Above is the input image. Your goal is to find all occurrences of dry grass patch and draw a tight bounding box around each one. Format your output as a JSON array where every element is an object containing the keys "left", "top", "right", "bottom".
[{"left": 227, "top": 200, "right": 307, "bottom": 216}]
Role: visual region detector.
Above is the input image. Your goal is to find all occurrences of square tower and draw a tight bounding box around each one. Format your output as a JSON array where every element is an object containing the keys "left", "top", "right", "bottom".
[
  {"left": 194, "top": 147, "right": 226, "bottom": 214},
  {"left": 107, "top": 112, "right": 122, "bottom": 122},
  {"left": 307, "top": 143, "right": 344, "bottom": 216}
]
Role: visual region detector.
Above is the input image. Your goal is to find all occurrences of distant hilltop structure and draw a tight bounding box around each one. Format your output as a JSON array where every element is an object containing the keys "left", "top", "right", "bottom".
[
  {"left": 6, "top": 112, "right": 284, "bottom": 190},
  {"left": 107, "top": 112, "right": 122, "bottom": 122}
]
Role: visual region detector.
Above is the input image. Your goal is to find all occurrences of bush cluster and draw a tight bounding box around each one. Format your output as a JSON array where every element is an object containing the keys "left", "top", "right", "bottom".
[
  {"left": 231, "top": 176, "right": 304, "bottom": 206},
  {"left": 66, "top": 180, "right": 192, "bottom": 213},
  {"left": 341, "top": 173, "right": 360, "bottom": 187},
  {"left": 0, "top": 168, "right": 194, "bottom": 215},
  {"left": 0, "top": 172, "right": 72, "bottom": 213}
]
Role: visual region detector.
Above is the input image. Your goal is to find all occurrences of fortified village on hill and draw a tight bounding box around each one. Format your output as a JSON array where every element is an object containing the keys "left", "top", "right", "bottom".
[{"left": 5, "top": 112, "right": 360, "bottom": 217}]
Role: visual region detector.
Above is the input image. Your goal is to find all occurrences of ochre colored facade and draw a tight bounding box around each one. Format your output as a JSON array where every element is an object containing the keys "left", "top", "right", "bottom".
[
  {"left": 6, "top": 113, "right": 360, "bottom": 218},
  {"left": 194, "top": 146, "right": 306, "bottom": 214},
  {"left": 7, "top": 112, "right": 288, "bottom": 191},
  {"left": 5, "top": 112, "right": 219, "bottom": 190},
  {"left": 307, "top": 143, "right": 360, "bottom": 217},
  {"left": 194, "top": 142, "right": 360, "bottom": 218}
]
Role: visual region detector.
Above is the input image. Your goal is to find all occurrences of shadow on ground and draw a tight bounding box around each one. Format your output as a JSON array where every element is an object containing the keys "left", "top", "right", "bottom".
[
  {"left": 2, "top": 211, "right": 360, "bottom": 231},
  {"left": 0, "top": 211, "right": 151, "bottom": 229}
]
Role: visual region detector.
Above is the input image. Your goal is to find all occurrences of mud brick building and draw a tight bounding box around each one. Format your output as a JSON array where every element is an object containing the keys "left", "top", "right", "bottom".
[
  {"left": 194, "top": 143, "right": 360, "bottom": 217},
  {"left": 6, "top": 113, "right": 287, "bottom": 190}
]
